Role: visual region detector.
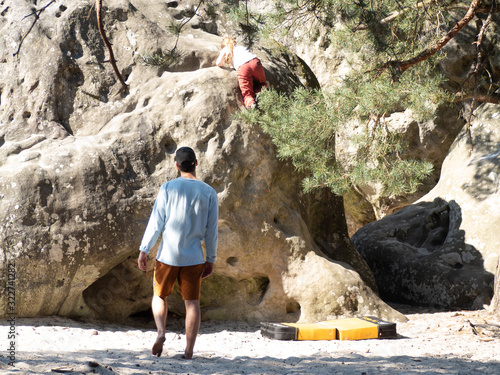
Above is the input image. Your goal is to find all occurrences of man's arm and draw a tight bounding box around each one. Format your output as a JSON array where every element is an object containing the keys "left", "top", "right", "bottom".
[
  {"left": 137, "top": 185, "right": 167, "bottom": 270},
  {"left": 204, "top": 190, "right": 219, "bottom": 263}
]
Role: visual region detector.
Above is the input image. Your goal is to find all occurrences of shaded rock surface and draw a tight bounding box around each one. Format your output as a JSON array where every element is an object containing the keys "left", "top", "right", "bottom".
[
  {"left": 0, "top": 0, "right": 405, "bottom": 324},
  {"left": 352, "top": 104, "right": 500, "bottom": 308}
]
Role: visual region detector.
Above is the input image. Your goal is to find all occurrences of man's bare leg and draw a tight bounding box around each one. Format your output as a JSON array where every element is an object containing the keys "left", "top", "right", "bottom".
[
  {"left": 151, "top": 294, "right": 168, "bottom": 357},
  {"left": 183, "top": 299, "right": 201, "bottom": 359}
]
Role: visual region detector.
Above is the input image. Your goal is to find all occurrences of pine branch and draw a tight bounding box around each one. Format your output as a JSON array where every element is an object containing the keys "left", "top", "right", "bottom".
[
  {"left": 449, "top": 3, "right": 500, "bottom": 13},
  {"left": 378, "top": 0, "right": 481, "bottom": 79},
  {"left": 454, "top": 92, "right": 500, "bottom": 104},
  {"left": 355, "top": 1, "right": 499, "bottom": 31},
  {"left": 354, "top": 0, "right": 440, "bottom": 31}
]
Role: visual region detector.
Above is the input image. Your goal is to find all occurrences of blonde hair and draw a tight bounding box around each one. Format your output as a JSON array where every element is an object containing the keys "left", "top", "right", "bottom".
[{"left": 221, "top": 36, "right": 236, "bottom": 65}]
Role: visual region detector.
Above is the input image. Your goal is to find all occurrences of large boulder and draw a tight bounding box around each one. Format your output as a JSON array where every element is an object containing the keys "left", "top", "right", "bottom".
[
  {"left": 0, "top": 0, "right": 405, "bottom": 323},
  {"left": 352, "top": 104, "right": 500, "bottom": 309}
]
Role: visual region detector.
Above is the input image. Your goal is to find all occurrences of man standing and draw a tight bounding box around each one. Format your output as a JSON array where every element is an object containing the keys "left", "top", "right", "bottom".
[{"left": 137, "top": 147, "right": 218, "bottom": 359}]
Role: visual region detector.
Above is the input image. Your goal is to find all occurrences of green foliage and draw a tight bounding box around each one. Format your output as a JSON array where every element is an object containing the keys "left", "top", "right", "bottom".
[
  {"left": 240, "top": 88, "right": 433, "bottom": 197},
  {"left": 141, "top": 49, "right": 180, "bottom": 67},
  {"left": 339, "top": 63, "right": 452, "bottom": 122},
  {"left": 264, "top": 0, "right": 452, "bottom": 53}
]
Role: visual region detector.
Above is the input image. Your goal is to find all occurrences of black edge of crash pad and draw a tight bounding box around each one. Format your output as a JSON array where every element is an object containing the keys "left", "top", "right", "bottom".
[{"left": 359, "top": 316, "right": 398, "bottom": 339}]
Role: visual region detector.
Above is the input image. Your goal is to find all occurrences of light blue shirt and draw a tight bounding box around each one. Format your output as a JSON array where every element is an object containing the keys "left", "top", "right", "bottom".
[{"left": 139, "top": 177, "right": 218, "bottom": 266}]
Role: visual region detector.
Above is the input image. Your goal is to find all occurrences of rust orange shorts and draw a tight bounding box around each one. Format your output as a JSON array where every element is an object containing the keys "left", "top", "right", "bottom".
[{"left": 153, "top": 261, "right": 204, "bottom": 300}]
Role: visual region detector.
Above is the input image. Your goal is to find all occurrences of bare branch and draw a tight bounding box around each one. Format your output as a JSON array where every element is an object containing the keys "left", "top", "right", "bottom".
[
  {"left": 14, "top": 0, "right": 55, "bottom": 57},
  {"left": 169, "top": 0, "right": 204, "bottom": 50},
  {"left": 463, "top": 0, "right": 497, "bottom": 150},
  {"left": 95, "top": 0, "right": 128, "bottom": 93}
]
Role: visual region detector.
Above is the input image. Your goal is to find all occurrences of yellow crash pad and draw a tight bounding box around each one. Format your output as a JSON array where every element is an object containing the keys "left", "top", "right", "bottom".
[{"left": 260, "top": 316, "right": 397, "bottom": 341}]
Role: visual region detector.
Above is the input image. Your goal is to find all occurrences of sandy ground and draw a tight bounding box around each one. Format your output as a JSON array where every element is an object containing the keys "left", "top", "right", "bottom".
[{"left": 1, "top": 305, "right": 500, "bottom": 374}]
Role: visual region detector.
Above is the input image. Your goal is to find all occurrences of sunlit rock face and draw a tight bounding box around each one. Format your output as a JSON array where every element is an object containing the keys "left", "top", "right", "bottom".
[
  {"left": 352, "top": 104, "right": 500, "bottom": 309},
  {"left": 0, "top": 0, "right": 406, "bottom": 324}
]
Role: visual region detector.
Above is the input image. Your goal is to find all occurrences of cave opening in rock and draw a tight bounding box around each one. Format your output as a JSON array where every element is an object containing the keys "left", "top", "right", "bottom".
[
  {"left": 239, "top": 276, "right": 270, "bottom": 306},
  {"left": 286, "top": 301, "right": 301, "bottom": 320}
]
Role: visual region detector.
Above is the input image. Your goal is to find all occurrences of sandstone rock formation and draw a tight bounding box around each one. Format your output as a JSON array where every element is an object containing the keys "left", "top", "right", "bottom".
[
  {"left": 352, "top": 104, "right": 500, "bottom": 309},
  {"left": 0, "top": 0, "right": 405, "bottom": 324}
]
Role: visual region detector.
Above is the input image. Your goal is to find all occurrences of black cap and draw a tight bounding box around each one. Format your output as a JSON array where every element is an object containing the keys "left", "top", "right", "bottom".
[{"left": 175, "top": 147, "right": 197, "bottom": 167}]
